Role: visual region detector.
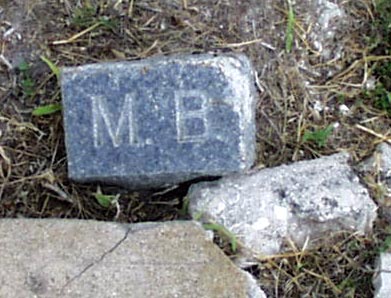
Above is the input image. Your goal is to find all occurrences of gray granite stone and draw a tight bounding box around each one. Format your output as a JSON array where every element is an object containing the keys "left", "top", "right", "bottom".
[
  {"left": 0, "top": 219, "right": 267, "bottom": 298},
  {"left": 188, "top": 153, "right": 377, "bottom": 256},
  {"left": 61, "top": 54, "right": 257, "bottom": 189}
]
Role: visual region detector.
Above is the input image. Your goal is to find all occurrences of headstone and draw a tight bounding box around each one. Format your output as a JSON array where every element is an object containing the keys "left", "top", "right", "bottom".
[
  {"left": 188, "top": 153, "right": 377, "bottom": 256},
  {"left": 0, "top": 219, "right": 267, "bottom": 298},
  {"left": 61, "top": 54, "right": 256, "bottom": 189}
]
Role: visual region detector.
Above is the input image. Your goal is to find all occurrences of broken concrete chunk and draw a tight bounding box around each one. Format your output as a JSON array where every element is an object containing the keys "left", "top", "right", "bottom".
[
  {"left": 360, "top": 142, "right": 391, "bottom": 188},
  {"left": 61, "top": 54, "right": 257, "bottom": 189},
  {"left": 0, "top": 219, "right": 266, "bottom": 298},
  {"left": 373, "top": 253, "right": 391, "bottom": 298},
  {"left": 310, "top": 0, "right": 347, "bottom": 60},
  {"left": 359, "top": 142, "right": 391, "bottom": 222},
  {"left": 188, "top": 153, "right": 377, "bottom": 255}
]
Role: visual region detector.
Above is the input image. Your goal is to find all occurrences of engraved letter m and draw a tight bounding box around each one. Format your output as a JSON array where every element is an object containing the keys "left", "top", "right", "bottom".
[{"left": 91, "top": 94, "right": 136, "bottom": 148}]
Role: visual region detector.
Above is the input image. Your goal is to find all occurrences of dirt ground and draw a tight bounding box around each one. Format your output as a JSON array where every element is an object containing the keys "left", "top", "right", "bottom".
[{"left": 1, "top": 0, "right": 391, "bottom": 297}]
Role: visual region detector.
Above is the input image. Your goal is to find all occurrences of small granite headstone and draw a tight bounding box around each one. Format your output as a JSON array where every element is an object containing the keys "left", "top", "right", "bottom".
[{"left": 61, "top": 54, "right": 256, "bottom": 189}]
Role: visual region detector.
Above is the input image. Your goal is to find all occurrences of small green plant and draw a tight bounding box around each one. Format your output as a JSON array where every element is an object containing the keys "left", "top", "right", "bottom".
[
  {"left": 203, "top": 222, "right": 238, "bottom": 252},
  {"left": 31, "top": 56, "right": 62, "bottom": 116},
  {"left": 364, "top": 1, "right": 391, "bottom": 115},
  {"left": 72, "top": 6, "right": 97, "bottom": 28},
  {"left": 379, "top": 235, "right": 391, "bottom": 253},
  {"left": 303, "top": 125, "right": 334, "bottom": 147},
  {"left": 18, "top": 60, "right": 30, "bottom": 72},
  {"left": 32, "top": 104, "right": 62, "bottom": 116},
  {"left": 71, "top": 5, "right": 118, "bottom": 31},
  {"left": 375, "top": 0, "right": 391, "bottom": 47},
  {"left": 18, "top": 61, "right": 35, "bottom": 97},
  {"left": 379, "top": 226, "right": 391, "bottom": 253},
  {"left": 337, "top": 278, "right": 356, "bottom": 292},
  {"left": 178, "top": 197, "right": 190, "bottom": 217},
  {"left": 21, "top": 78, "right": 35, "bottom": 96},
  {"left": 372, "top": 84, "right": 391, "bottom": 115},
  {"left": 376, "top": 61, "right": 391, "bottom": 88},
  {"left": 337, "top": 93, "right": 346, "bottom": 104},
  {"left": 285, "top": 0, "right": 295, "bottom": 53},
  {"left": 364, "top": 62, "right": 391, "bottom": 116},
  {"left": 193, "top": 211, "right": 204, "bottom": 221},
  {"left": 40, "top": 56, "right": 60, "bottom": 81},
  {"left": 93, "top": 187, "right": 119, "bottom": 208}
]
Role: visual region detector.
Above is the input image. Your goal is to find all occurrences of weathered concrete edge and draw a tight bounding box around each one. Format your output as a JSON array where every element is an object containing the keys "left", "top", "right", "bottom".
[{"left": 0, "top": 218, "right": 265, "bottom": 297}]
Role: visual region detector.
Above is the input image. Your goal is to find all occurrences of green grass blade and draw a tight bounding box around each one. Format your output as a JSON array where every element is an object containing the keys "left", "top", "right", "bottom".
[
  {"left": 18, "top": 61, "right": 30, "bottom": 72},
  {"left": 203, "top": 223, "right": 238, "bottom": 252},
  {"left": 40, "top": 56, "right": 60, "bottom": 81},
  {"left": 303, "top": 125, "right": 334, "bottom": 147},
  {"left": 94, "top": 193, "right": 116, "bottom": 208},
  {"left": 32, "top": 104, "right": 62, "bottom": 116},
  {"left": 285, "top": 0, "right": 295, "bottom": 53}
]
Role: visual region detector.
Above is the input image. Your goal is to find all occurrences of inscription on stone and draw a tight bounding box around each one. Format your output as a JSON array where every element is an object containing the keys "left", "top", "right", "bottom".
[
  {"left": 92, "top": 93, "right": 137, "bottom": 148},
  {"left": 61, "top": 54, "right": 257, "bottom": 189},
  {"left": 175, "top": 90, "right": 209, "bottom": 143}
]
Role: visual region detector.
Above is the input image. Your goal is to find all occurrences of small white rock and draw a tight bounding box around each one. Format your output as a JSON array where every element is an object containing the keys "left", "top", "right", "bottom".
[{"left": 338, "top": 104, "right": 351, "bottom": 115}]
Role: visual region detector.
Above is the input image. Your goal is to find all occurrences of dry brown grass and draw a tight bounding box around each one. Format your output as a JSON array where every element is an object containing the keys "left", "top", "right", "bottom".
[{"left": 1, "top": 0, "right": 391, "bottom": 297}]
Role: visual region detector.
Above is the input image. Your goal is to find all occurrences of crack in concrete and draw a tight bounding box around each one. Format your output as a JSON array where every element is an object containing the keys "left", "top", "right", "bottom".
[{"left": 59, "top": 227, "right": 131, "bottom": 295}]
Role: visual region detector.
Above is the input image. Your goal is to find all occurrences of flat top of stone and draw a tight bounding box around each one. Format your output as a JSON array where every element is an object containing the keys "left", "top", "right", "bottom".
[
  {"left": 61, "top": 53, "right": 256, "bottom": 188},
  {"left": 0, "top": 219, "right": 264, "bottom": 298}
]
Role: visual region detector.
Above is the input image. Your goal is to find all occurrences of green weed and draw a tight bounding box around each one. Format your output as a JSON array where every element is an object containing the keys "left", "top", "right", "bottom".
[
  {"left": 18, "top": 61, "right": 35, "bottom": 97},
  {"left": 72, "top": 6, "right": 97, "bottom": 28},
  {"left": 40, "top": 56, "right": 60, "bottom": 81},
  {"left": 18, "top": 61, "right": 30, "bottom": 72},
  {"left": 285, "top": 0, "right": 295, "bottom": 53},
  {"left": 303, "top": 125, "right": 334, "bottom": 147},
  {"left": 31, "top": 57, "right": 62, "bottom": 116},
  {"left": 379, "top": 235, "right": 391, "bottom": 253},
  {"left": 178, "top": 197, "right": 190, "bottom": 217},
  {"left": 375, "top": 0, "right": 391, "bottom": 47},
  {"left": 21, "top": 78, "right": 35, "bottom": 96},
  {"left": 32, "top": 104, "right": 62, "bottom": 116},
  {"left": 93, "top": 187, "right": 119, "bottom": 208},
  {"left": 369, "top": 84, "right": 391, "bottom": 115},
  {"left": 376, "top": 61, "right": 391, "bottom": 88},
  {"left": 337, "top": 278, "right": 356, "bottom": 292},
  {"left": 337, "top": 93, "right": 346, "bottom": 104},
  {"left": 365, "top": 0, "right": 391, "bottom": 115},
  {"left": 365, "top": 63, "right": 391, "bottom": 117},
  {"left": 71, "top": 5, "right": 118, "bottom": 31},
  {"left": 203, "top": 222, "right": 238, "bottom": 252}
]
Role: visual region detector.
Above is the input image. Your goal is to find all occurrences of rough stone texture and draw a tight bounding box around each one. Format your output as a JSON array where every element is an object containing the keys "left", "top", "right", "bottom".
[
  {"left": 360, "top": 143, "right": 391, "bottom": 189},
  {"left": 61, "top": 53, "right": 256, "bottom": 189},
  {"left": 373, "top": 253, "right": 391, "bottom": 298},
  {"left": 188, "top": 153, "right": 377, "bottom": 255},
  {"left": 0, "top": 219, "right": 266, "bottom": 298},
  {"left": 359, "top": 142, "right": 391, "bottom": 222},
  {"left": 309, "top": 0, "right": 346, "bottom": 60}
]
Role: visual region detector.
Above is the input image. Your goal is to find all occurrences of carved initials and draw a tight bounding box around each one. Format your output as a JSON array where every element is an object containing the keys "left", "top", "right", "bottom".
[
  {"left": 91, "top": 94, "right": 137, "bottom": 148},
  {"left": 91, "top": 90, "right": 210, "bottom": 147},
  {"left": 175, "top": 90, "right": 209, "bottom": 142}
]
